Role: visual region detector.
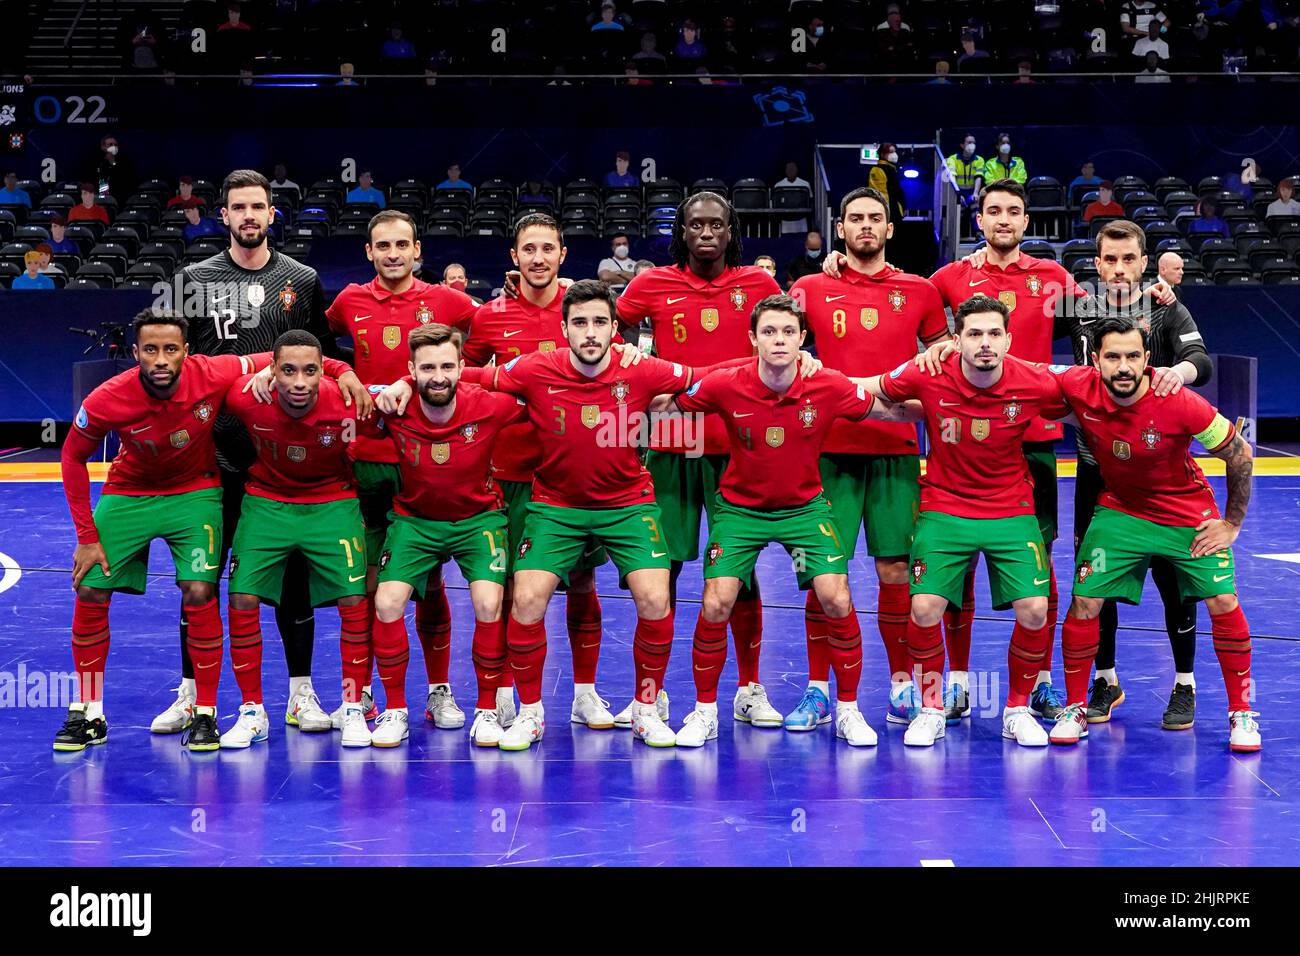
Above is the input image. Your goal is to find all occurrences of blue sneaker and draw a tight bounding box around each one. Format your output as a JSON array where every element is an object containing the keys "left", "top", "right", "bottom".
[
  {"left": 1029, "top": 681, "right": 1066, "bottom": 721},
  {"left": 783, "top": 686, "right": 832, "bottom": 732},
  {"left": 886, "top": 683, "right": 922, "bottom": 725},
  {"left": 943, "top": 681, "right": 970, "bottom": 725}
]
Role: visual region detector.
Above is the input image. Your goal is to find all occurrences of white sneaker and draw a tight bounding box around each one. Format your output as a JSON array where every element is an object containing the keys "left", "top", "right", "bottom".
[
  {"left": 615, "top": 689, "right": 669, "bottom": 728},
  {"left": 220, "top": 703, "right": 269, "bottom": 749},
  {"left": 571, "top": 691, "right": 616, "bottom": 729},
  {"left": 470, "top": 708, "right": 505, "bottom": 747},
  {"left": 339, "top": 704, "right": 372, "bottom": 748},
  {"left": 903, "top": 706, "right": 947, "bottom": 747},
  {"left": 151, "top": 683, "right": 195, "bottom": 734},
  {"left": 496, "top": 686, "right": 517, "bottom": 728},
  {"left": 1229, "top": 710, "right": 1262, "bottom": 752},
  {"left": 630, "top": 703, "right": 676, "bottom": 747},
  {"left": 733, "top": 682, "right": 783, "bottom": 728},
  {"left": 674, "top": 707, "right": 719, "bottom": 748},
  {"left": 286, "top": 685, "right": 332, "bottom": 732},
  {"left": 329, "top": 687, "right": 376, "bottom": 730},
  {"left": 1049, "top": 703, "right": 1089, "bottom": 746},
  {"left": 499, "top": 707, "right": 544, "bottom": 752},
  {"left": 835, "top": 706, "right": 878, "bottom": 747},
  {"left": 425, "top": 684, "right": 466, "bottom": 729},
  {"left": 371, "top": 709, "right": 409, "bottom": 748},
  {"left": 1003, "top": 705, "right": 1049, "bottom": 747}
]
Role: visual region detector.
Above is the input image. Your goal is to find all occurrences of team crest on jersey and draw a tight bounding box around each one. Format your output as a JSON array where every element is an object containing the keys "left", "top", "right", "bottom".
[
  {"left": 461, "top": 423, "right": 478, "bottom": 442},
  {"left": 317, "top": 431, "right": 335, "bottom": 447},
  {"left": 581, "top": 405, "right": 601, "bottom": 429},
  {"left": 383, "top": 325, "right": 401, "bottom": 350},
  {"left": 287, "top": 445, "right": 306, "bottom": 462},
  {"left": 765, "top": 426, "right": 785, "bottom": 448},
  {"left": 431, "top": 442, "right": 450, "bottom": 464},
  {"left": 1025, "top": 274, "right": 1043, "bottom": 297},
  {"left": 998, "top": 291, "right": 1017, "bottom": 311},
  {"left": 538, "top": 340, "right": 556, "bottom": 353},
  {"left": 1003, "top": 401, "right": 1022, "bottom": 423},
  {"left": 415, "top": 303, "right": 433, "bottom": 324},
  {"left": 518, "top": 537, "right": 533, "bottom": 559},
  {"left": 798, "top": 403, "right": 817, "bottom": 428},
  {"left": 971, "top": 418, "right": 991, "bottom": 441},
  {"left": 861, "top": 307, "right": 879, "bottom": 330},
  {"left": 700, "top": 308, "right": 720, "bottom": 332},
  {"left": 611, "top": 380, "right": 630, "bottom": 405},
  {"left": 1112, "top": 440, "right": 1131, "bottom": 460},
  {"left": 169, "top": 429, "right": 190, "bottom": 449},
  {"left": 887, "top": 289, "right": 906, "bottom": 312},
  {"left": 378, "top": 550, "right": 391, "bottom": 571},
  {"left": 910, "top": 558, "right": 927, "bottom": 585},
  {"left": 729, "top": 287, "right": 748, "bottom": 310},
  {"left": 1140, "top": 425, "right": 1162, "bottom": 449},
  {"left": 193, "top": 400, "right": 213, "bottom": 423},
  {"left": 1077, "top": 560, "right": 1094, "bottom": 584},
  {"left": 247, "top": 283, "right": 265, "bottom": 308},
  {"left": 279, "top": 283, "right": 297, "bottom": 310},
  {"left": 706, "top": 542, "right": 724, "bottom": 567}
]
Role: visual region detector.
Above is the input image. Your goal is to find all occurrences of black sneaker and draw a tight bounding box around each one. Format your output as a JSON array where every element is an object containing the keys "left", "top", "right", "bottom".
[
  {"left": 1086, "top": 678, "right": 1125, "bottom": 724},
  {"left": 1029, "top": 681, "right": 1066, "bottom": 721},
  {"left": 52, "top": 704, "right": 108, "bottom": 752},
  {"left": 184, "top": 708, "right": 221, "bottom": 752},
  {"left": 1162, "top": 683, "right": 1196, "bottom": 731},
  {"left": 944, "top": 681, "right": 970, "bottom": 725}
]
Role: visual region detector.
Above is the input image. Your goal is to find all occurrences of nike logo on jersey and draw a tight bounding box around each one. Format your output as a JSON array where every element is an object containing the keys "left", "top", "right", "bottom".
[
  {"left": 667, "top": 296, "right": 688, "bottom": 304},
  {"left": 129, "top": 425, "right": 152, "bottom": 434},
  {"left": 732, "top": 411, "right": 754, "bottom": 418},
  {"left": 825, "top": 294, "right": 846, "bottom": 302},
  {"left": 1083, "top": 412, "right": 1101, "bottom": 421},
  {"left": 502, "top": 329, "right": 523, "bottom": 338},
  {"left": 548, "top": 387, "right": 568, "bottom": 395},
  {"left": 201, "top": 564, "right": 220, "bottom": 571},
  {"left": 353, "top": 314, "right": 372, "bottom": 322},
  {"left": 968, "top": 278, "right": 990, "bottom": 287},
  {"left": 938, "top": 400, "right": 961, "bottom": 407}
]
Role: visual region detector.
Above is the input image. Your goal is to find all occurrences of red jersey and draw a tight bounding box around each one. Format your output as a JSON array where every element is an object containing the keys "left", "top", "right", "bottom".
[
  {"left": 1053, "top": 366, "right": 1233, "bottom": 527},
  {"left": 492, "top": 349, "right": 693, "bottom": 508},
  {"left": 791, "top": 265, "right": 947, "bottom": 455},
  {"left": 675, "top": 362, "right": 874, "bottom": 510},
  {"left": 223, "top": 377, "right": 357, "bottom": 504},
  {"left": 326, "top": 276, "right": 478, "bottom": 464},
  {"left": 382, "top": 382, "right": 528, "bottom": 522},
  {"left": 879, "top": 353, "right": 1067, "bottom": 519},
  {"left": 930, "top": 252, "right": 1081, "bottom": 443},
  {"left": 617, "top": 264, "right": 781, "bottom": 455}
]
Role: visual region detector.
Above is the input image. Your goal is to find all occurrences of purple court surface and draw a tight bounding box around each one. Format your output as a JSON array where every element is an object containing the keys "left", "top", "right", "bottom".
[{"left": 0, "top": 470, "right": 1296, "bottom": 867}]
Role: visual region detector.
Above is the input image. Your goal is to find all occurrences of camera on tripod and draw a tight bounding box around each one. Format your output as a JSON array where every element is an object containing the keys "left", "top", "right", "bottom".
[{"left": 68, "top": 322, "right": 129, "bottom": 359}]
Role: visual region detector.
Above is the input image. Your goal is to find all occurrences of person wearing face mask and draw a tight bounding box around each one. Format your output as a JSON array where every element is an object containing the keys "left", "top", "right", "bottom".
[
  {"left": 983, "top": 133, "right": 1027, "bottom": 185},
  {"left": 945, "top": 133, "right": 986, "bottom": 202},
  {"left": 597, "top": 234, "right": 638, "bottom": 287},
  {"left": 93, "top": 134, "right": 136, "bottom": 202},
  {"left": 867, "top": 143, "right": 906, "bottom": 225},
  {"left": 443, "top": 262, "right": 482, "bottom": 304},
  {"left": 785, "top": 229, "right": 825, "bottom": 284}
]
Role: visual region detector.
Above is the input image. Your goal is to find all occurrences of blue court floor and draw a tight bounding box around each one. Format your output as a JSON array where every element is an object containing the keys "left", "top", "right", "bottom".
[{"left": 0, "top": 474, "right": 1296, "bottom": 866}]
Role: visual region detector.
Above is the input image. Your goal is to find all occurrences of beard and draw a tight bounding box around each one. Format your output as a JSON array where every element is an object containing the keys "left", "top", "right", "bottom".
[
  {"left": 420, "top": 381, "right": 455, "bottom": 407},
  {"left": 846, "top": 234, "right": 883, "bottom": 259},
  {"left": 1103, "top": 373, "right": 1139, "bottom": 398},
  {"left": 231, "top": 223, "right": 269, "bottom": 249},
  {"left": 573, "top": 342, "right": 610, "bottom": 366}
]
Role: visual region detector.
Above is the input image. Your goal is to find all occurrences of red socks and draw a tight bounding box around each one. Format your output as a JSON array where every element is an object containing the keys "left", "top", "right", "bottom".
[
  {"left": 1041, "top": 566, "right": 1059, "bottom": 672},
  {"left": 339, "top": 599, "right": 371, "bottom": 704},
  {"left": 1211, "top": 604, "right": 1253, "bottom": 712},
  {"left": 185, "top": 598, "right": 224, "bottom": 708},
  {"left": 1007, "top": 621, "right": 1052, "bottom": 707},
  {"left": 227, "top": 605, "right": 263, "bottom": 705},
  {"left": 497, "top": 599, "right": 515, "bottom": 689},
  {"left": 804, "top": 590, "right": 831, "bottom": 682},
  {"left": 633, "top": 613, "right": 674, "bottom": 703},
  {"left": 826, "top": 611, "right": 863, "bottom": 702},
  {"left": 414, "top": 583, "right": 452, "bottom": 685},
  {"left": 472, "top": 617, "right": 508, "bottom": 709},
  {"left": 1060, "top": 615, "right": 1100, "bottom": 706},
  {"left": 71, "top": 598, "right": 110, "bottom": 704},
  {"left": 942, "top": 569, "right": 976, "bottom": 671},
  {"left": 506, "top": 615, "right": 548, "bottom": 706},
  {"left": 906, "top": 619, "right": 945, "bottom": 709},
  {"left": 730, "top": 594, "right": 762, "bottom": 686},
  {"left": 565, "top": 588, "right": 602, "bottom": 685},
  {"left": 876, "top": 582, "right": 913, "bottom": 683},
  {"left": 691, "top": 614, "right": 728, "bottom": 704},
  {"left": 372, "top": 616, "right": 410, "bottom": 710}
]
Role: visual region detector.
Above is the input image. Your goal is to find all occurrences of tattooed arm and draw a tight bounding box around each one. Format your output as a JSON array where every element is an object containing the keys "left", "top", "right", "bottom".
[{"left": 1191, "top": 431, "right": 1253, "bottom": 557}]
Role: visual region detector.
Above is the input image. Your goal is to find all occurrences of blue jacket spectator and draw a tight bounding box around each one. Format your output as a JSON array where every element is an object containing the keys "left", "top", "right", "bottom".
[
  {"left": 437, "top": 163, "right": 473, "bottom": 193},
  {"left": 346, "top": 171, "right": 386, "bottom": 209},
  {"left": 0, "top": 172, "right": 32, "bottom": 209},
  {"left": 182, "top": 202, "right": 225, "bottom": 243},
  {"left": 604, "top": 151, "right": 638, "bottom": 189},
  {"left": 13, "top": 254, "right": 53, "bottom": 289}
]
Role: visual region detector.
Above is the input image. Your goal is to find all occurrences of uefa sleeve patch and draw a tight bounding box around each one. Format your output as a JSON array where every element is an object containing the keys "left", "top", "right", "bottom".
[
  {"left": 686, "top": 381, "right": 702, "bottom": 397},
  {"left": 889, "top": 361, "right": 908, "bottom": 379},
  {"left": 672, "top": 362, "right": 683, "bottom": 377},
  {"left": 856, "top": 384, "right": 867, "bottom": 401},
  {"left": 367, "top": 384, "right": 387, "bottom": 395},
  {"left": 503, "top": 356, "right": 520, "bottom": 371},
  {"left": 1048, "top": 364, "right": 1070, "bottom": 374},
  {"left": 75, "top": 405, "right": 88, "bottom": 429}
]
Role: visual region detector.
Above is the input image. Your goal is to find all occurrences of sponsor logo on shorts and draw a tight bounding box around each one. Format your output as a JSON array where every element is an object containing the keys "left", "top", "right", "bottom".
[
  {"left": 651, "top": 550, "right": 667, "bottom": 558},
  {"left": 706, "top": 542, "right": 724, "bottom": 567},
  {"left": 378, "top": 550, "right": 391, "bottom": 570},
  {"left": 1213, "top": 573, "right": 1232, "bottom": 582},
  {"left": 348, "top": 573, "right": 365, "bottom": 582},
  {"left": 518, "top": 537, "right": 532, "bottom": 559},
  {"left": 910, "top": 557, "right": 926, "bottom": 584},
  {"left": 1077, "top": 561, "right": 1093, "bottom": 583}
]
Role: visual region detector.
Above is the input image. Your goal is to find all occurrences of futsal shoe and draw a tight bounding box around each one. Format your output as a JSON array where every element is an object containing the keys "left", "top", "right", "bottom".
[
  {"left": 425, "top": 684, "right": 466, "bottom": 729},
  {"left": 902, "top": 706, "right": 946, "bottom": 747},
  {"left": 943, "top": 680, "right": 971, "bottom": 725},
  {"left": 614, "top": 689, "right": 669, "bottom": 728},
  {"left": 221, "top": 703, "right": 269, "bottom": 749},
  {"left": 371, "top": 709, "right": 409, "bottom": 748},
  {"left": 1162, "top": 684, "right": 1196, "bottom": 730},
  {"left": 339, "top": 704, "right": 372, "bottom": 747},
  {"left": 330, "top": 687, "right": 377, "bottom": 729},
  {"left": 52, "top": 703, "right": 108, "bottom": 752},
  {"left": 783, "top": 685, "right": 832, "bottom": 731},
  {"left": 1228, "top": 711, "right": 1262, "bottom": 753},
  {"left": 151, "top": 683, "right": 195, "bottom": 734},
  {"left": 1029, "top": 681, "right": 1066, "bottom": 721},
  {"left": 1049, "top": 704, "right": 1089, "bottom": 745},
  {"left": 470, "top": 708, "right": 506, "bottom": 747},
  {"left": 630, "top": 704, "right": 676, "bottom": 747},
  {"left": 286, "top": 684, "right": 332, "bottom": 732},
  {"left": 499, "top": 707, "right": 544, "bottom": 751},
  {"left": 184, "top": 707, "right": 221, "bottom": 752},
  {"left": 571, "top": 691, "right": 616, "bottom": 729},
  {"left": 835, "top": 706, "right": 878, "bottom": 747},
  {"left": 674, "top": 706, "right": 719, "bottom": 748},
  {"left": 1085, "top": 678, "right": 1124, "bottom": 723},
  {"left": 496, "top": 686, "right": 517, "bottom": 728},
  {"left": 886, "top": 682, "right": 922, "bottom": 725},
  {"left": 733, "top": 682, "right": 783, "bottom": 727},
  {"left": 1002, "top": 706, "right": 1049, "bottom": 747}
]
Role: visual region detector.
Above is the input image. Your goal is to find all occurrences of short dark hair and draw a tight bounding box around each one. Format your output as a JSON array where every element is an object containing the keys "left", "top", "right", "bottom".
[
  {"left": 408, "top": 323, "right": 463, "bottom": 357},
  {"left": 1096, "top": 219, "right": 1147, "bottom": 255},
  {"left": 133, "top": 307, "right": 188, "bottom": 340},
  {"left": 273, "top": 329, "right": 322, "bottom": 360},
  {"left": 1089, "top": 315, "right": 1149, "bottom": 355},
  {"left": 839, "top": 186, "right": 891, "bottom": 223},
  {"left": 953, "top": 295, "right": 1010, "bottom": 333},
  {"left": 513, "top": 212, "right": 563, "bottom": 246},
  {"left": 750, "top": 293, "right": 806, "bottom": 333},
  {"left": 561, "top": 279, "right": 618, "bottom": 322},
  {"left": 978, "top": 177, "right": 1028, "bottom": 212},
  {"left": 221, "top": 169, "right": 271, "bottom": 206},
  {"left": 366, "top": 209, "right": 418, "bottom": 244}
]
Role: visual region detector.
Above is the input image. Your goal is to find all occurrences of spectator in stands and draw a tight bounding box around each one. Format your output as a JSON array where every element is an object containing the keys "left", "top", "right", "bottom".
[
  {"left": 604, "top": 151, "right": 639, "bottom": 189},
  {"left": 269, "top": 163, "right": 300, "bottom": 199},
  {"left": 68, "top": 183, "right": 110, "bottom": 226},
  {"left": 597, "top": 234, "right": 637, "bottom": 287},
  {"left": 874, "top": 5, "right": 915, "bottom": 70},
  {"left": 443, "top": 263, "right": 481, "bottom": 304},
  {"left": 519, "top": 180, "right": 551, "bottom": 207},
  {"left": 1189, "top": 198, "right": 1231, "bottom": 238},
  {"left": 337, "top": 62, "right": 359, "bottom": 87},
  {"left": 803, "top": 17, "right": 833, "bottom": 72},
  {"left": 1083, "top": 181, "right": 1125, "bottom": 222},
  {"left": 182, "top": 200, "right": 224, "bottom": 243},
  {"left": 754, "top": 255, "right": 777, "bottom": 281},
  {"left": 346, "top": 170, "right": 386, "bottom": 209},
  {"left": 166, "top": 175, "right": 203, "bottom": 210},
  {"left": 95, "top": 135, "right": 135, "bottom": 202},
  {"left": 35, "top": 243, "right": 62, "bottom": 275},
  {"left": 957, "top": 30, "right": 990, "bottom": 71},
  {"left": 12, "top": 251, "right": 54, "bottom": 290},
  {"left": 946, "top": 134, "right": 984, "bottom": 198},
  {"left": 775, "top": 161, "right": 812, "bottom": 234},
  {"left": 1267, "top": 177, "right": 1300, "bottom": 217},
  {"left": 786, "top": 230, "right": 825, "bottom": 284},
  {"left": 592, "top": 2, "right": 625, "bottom": 32},
  {"left": 869, "top": 144, "right": 906, "bottom": 224},
  {"left": 625, "top": 62, "right": 652, "bottom": 85},
  {"left": 48, "top": 217, "right": 78, "bottom": 254},
  {"left": 124, "top": 17, "right": 161, "bottom": 72},
  {"left": 214, "top": 2, "right": 254, "bottom": 72},
  {"left": 1069, "top": 161, "right": 1101, "bottom": 194},
  {"left": 218, "top": 3, "right": 251, "bottom": 33},
  {"left": 632, "top": 31, "right": 666, "bottom": 70},
  {"left": 673, "top": 20, "right": 706, "bottom": 65},
  {"left": 1135, "top": 50, "right": 1172, "bottom": 82},
  {"left": 0, "top": 171, "right": 31, "bottom": 209},
  {"left": 1121, "top": 1, "right": 1168, "bottom": 37},
  {"left": 380, "top": 23, "right": 417, "bottom": 62},
  {"left": 1014, "top": 61, "right": 1036, "bottom": 84},
  {"left": 634, "top": 258, "right": 655, "bottom": 276},
  {"left": 1133, "top": 18, "right": 1171, "bottom": 61},
  {"left": 1158, "top": 251, "right": 1185, "bottom": 287},
  {"left": 438, "top": 164, "right": 472, "bottom": 194},
  {"left": 983, "top": 133, "right": 1027, "bottom": 184},
  {"left": 929, "top": 60, "right": 953, "bottom": 84}
]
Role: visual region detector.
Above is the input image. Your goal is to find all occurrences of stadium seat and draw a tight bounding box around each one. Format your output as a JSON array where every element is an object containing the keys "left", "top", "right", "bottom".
[
  {"left": 281, "top": 239, "right": 313, "bottom": 258},
  {"left": 1196, "top": 176, "right": 1224, "bottom": 196},
  {"left": 102, "top": 226, "right": 142, "bottom": 259},
  {"left": 605, "top": 219, "right": 641, "bottom": 238},
  {"left": 1112, "top": 177, "right": 1149, "bottom": 201},
  {"left": 74, "top": 263, "right": 118, "bottom": 288},
  {"left": 14, "top": 225, "right": 50, "bottom": 243},
  {"left": 1155, "top": 238, "right": 1192, "bottom": 256},
  {"left": 1262, "top": 263, "right": 1300, "bottom": 283},
  {"left": 391, "top": 179, "right": 429, "bottom": 203},
  {"left": 562, "top": 221, "right": 600, "bottom": 239},
  {"left": 1144, "top": 223, "right": 1179, "bottom": 246},
  {"left": 732, "top": 181, "right": 769, "bottom": 211},
  {"left": 477, "top": 180, "right": 515, "bottom": 205},
  {"left": 0, "top": 261, "right": 20, "bottom": 287},
  {"left": 1020, "top": 239, "right": 1056, "bottom": 260},
  {"left": 1153, "top": 177, "right": 1191, "bottom": 203},
  {"left": 1198, "top": 239, "right": 1237, "bottom": 272},
  {"left": 87, "top": 244, "right": 129, "bottom": 277},
  {"left": 1121, "top": 192, "right": 1159, "bottom": 215},
  {"left": 423, "top": 221, "right": 463, "bottom": 237},
  {"left": 125, "top": 262, "right": 169, "bottom": 283},
  {"left": 691, "top": 178, "right": 729, "bottom": 198},
  {"left": 1062, "top": 238, "right": 1097, "bottom": 272}
]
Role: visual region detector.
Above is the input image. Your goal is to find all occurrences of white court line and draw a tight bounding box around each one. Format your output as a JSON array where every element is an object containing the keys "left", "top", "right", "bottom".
[
  {"left": 0, "top": 552, "right": 20, "bottom": 594},
  {"left": 920, "top": 859, "right": 955, "bottom": 866}
]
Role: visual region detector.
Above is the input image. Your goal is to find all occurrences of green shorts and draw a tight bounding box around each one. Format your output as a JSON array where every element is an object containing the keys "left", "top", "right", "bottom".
[
  {"left": 354, "top": 459, "right": 401, "bottom": 559},
  {"left": 909, "top": 511, "right": 1051, "bottom": 610},
  {"left": 644, "top": 450, "right": 729, "bottom": 562},
  {"left": 1023, "top": 441, "right": 1058, "bottom": 546},
  {"left": 704, "top": 495, "right": 847, "bottom": 590},
  {"left": 818, "top": 452, "right": 920, "bottom": 560},
  {"left": 499, "top": 478, "right": 606, "bottom": 573},
  {"left": 378, "top": 509, "right": 509, "bottom": 594},
  {"left": 81, "top": 488, "right": 224, "bottom": 594},
  {"left": 514, "top": 501, "right": 670, "bottom": 587},
  {"left": 229, "top": 496, "right": 368, "bottom": 607},
  {"left": 1073, "top": 506, "right": 1237, "bottom": 604}
]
